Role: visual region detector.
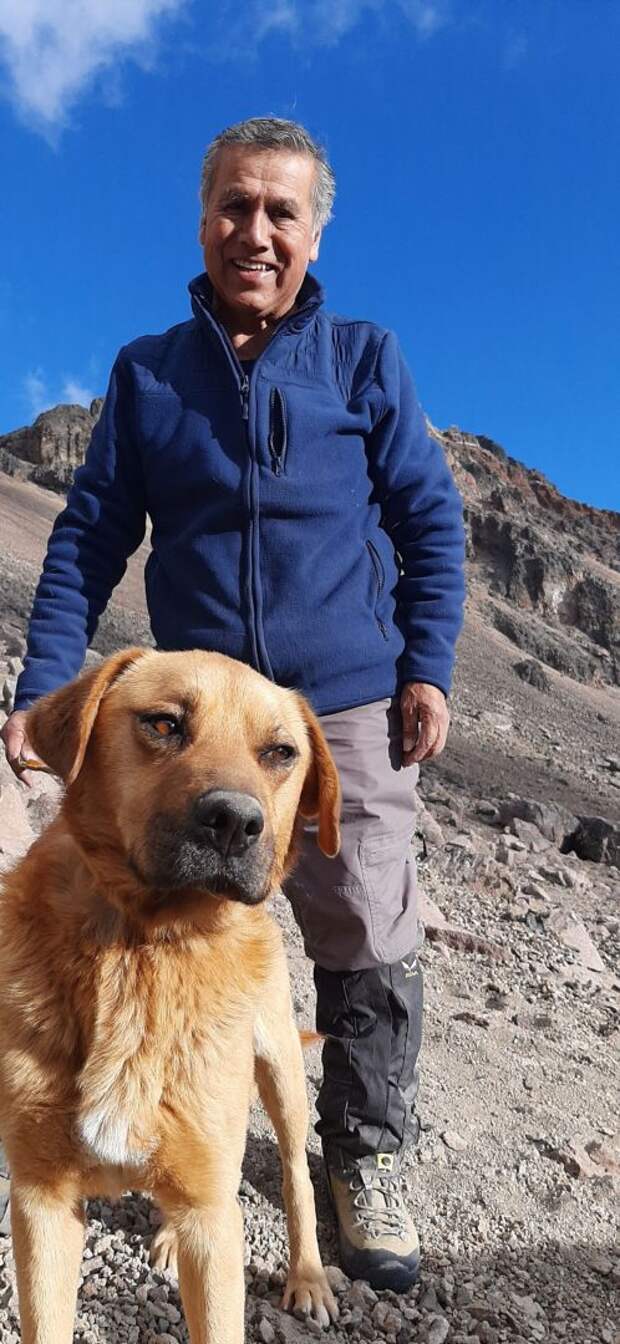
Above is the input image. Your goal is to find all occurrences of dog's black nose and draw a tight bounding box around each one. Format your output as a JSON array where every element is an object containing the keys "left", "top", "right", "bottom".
[{"left": 193, "top": 790, "right": 265, "bottom": 856}]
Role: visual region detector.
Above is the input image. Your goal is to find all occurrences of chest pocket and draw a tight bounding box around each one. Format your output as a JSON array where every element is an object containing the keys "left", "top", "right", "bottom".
[{"left": 268, "top": 388, "right": 288, "bottom": 475}]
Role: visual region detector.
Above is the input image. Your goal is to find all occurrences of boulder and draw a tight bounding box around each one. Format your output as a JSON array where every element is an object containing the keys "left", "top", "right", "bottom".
[
  {"left": 513, "top": 658, "right": 551, "bottom": 691},
  {"left": 564, "top": 816, "right": 620, "bottom": 867},
  {"left": 546, "top": 909, "right": 607, "bottom": 973},
  {"left": 496, "top": 796, "right": 578, "bottom": 847}
]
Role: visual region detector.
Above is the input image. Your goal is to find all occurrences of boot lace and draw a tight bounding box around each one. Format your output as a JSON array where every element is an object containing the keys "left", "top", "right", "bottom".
[{"left": 346, "top": 1167, "right": 409, "bottom": 1241}]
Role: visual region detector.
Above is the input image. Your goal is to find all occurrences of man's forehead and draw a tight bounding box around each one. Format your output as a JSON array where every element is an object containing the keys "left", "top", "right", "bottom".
[{"left": 212, "top": 145, "right": 315, "bottom": 201}]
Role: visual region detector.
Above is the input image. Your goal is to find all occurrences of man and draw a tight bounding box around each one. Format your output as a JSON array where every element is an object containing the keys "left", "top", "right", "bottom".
[{"left": 2, "top": 118, "right": 465, "bottom": 1291}]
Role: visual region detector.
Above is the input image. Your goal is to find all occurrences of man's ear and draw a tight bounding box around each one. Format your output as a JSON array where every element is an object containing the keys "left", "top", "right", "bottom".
[
  {"left": 26, "top": 648, "right": 148, "bottom": 786},
  {"left": 296, "top": 697, "right": 341, "bottom": 858},
  {"left": 309, "top": 228, "right": 322, "bottom": 263}
]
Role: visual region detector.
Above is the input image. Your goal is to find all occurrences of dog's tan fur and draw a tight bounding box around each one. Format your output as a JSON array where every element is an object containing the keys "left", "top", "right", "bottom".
[{"left": 0, "top": 648, "right": 341, "bottom": 1344}]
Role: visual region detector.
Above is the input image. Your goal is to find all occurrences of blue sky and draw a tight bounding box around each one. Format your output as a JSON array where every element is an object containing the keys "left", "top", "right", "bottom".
[{"left": 1, "top": 0, "right": 618, "bottom": 511}]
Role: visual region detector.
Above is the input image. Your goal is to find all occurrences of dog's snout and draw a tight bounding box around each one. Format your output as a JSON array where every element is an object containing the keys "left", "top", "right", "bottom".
[{"left": 193, "top": 790, "right": 265, "bottom": 856}]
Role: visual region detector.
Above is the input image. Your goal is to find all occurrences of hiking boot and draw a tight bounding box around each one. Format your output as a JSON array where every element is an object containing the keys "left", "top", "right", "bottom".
[{"left": 325, "top": 1150, "right": 420, "bottom": 1291}]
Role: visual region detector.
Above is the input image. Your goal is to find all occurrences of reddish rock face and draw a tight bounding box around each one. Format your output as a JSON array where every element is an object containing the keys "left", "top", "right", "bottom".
[
  {"left": 431, "top": 424, "right": 620, "bottom": 688},
  {"left": 0, "top": 400, "right": 102, "bottom": 492}
]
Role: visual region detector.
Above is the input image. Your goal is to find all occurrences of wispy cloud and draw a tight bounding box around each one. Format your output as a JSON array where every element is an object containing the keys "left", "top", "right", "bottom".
[
  {"left": 399, "top": 1, "right": 450, "bottom": 40},
  {"left": 23, "top": 369, "right": 51, "bottom": 419},
  {"left": 23, "top": 369, "right": 95, "bottom": 419},
  {"left": 211, "top": 0, "right": 451, "bottom": 57},
  {"left": 62, "top": 378, "right": 95, "bottom": 407},
  {"left": 0, "top": 0, "right": 186, "bottom": 133}
]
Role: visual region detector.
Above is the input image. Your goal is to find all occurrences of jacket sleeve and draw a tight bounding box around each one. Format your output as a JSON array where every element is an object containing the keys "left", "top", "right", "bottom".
[
  {"left": 14, "top": 351, "right": 147, "bottom": 710},
  {"left": 366, "top": 331, "right": 466, "bottom": 697}
]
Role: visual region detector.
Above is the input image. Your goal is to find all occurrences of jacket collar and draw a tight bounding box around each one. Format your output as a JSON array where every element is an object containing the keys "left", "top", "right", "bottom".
[{"left": 188, "top": 269, "right": 324, "bottom": 340}]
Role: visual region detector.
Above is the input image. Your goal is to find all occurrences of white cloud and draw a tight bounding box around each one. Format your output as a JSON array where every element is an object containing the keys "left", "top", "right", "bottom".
[
  {"left": 399, "top": 1, "right": 449, "bottom": 39},
  {"left": 212, "top": 0, "right": 451, "bottom": 57},
  {"left": 22, "top": 369, "right": 95, "bottom": 419},
  {"left": 0, "top": 0, "right": 186, "bottom": 131},
  {"left": 23, "top": 369, "right": 52, "bottom": 418},
  {"left": 62, "top": 378, "right": 95, "bottom": 407}
]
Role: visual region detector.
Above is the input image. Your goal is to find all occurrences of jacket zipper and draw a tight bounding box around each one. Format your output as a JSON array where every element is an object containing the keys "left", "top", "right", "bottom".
[
  {"left": 268, "top": 387, "right": 288, "bottom": 475},
  {"left": 240, "top": 373, "right": 250, "bottom": 421},
  {"left": 191, "top": 288, "right": 319, "bottom": 678},
  {"left": 366, "top": 540, "right": 389, "bottom": 640}
]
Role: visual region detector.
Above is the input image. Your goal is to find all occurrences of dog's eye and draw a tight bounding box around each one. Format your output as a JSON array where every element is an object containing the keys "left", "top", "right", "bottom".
[
  {"left": 140, "top": 714, "right": 181, "bottom": 739},
  {"left": 261, "top": 744, "right": 297, "bottom": 766}
]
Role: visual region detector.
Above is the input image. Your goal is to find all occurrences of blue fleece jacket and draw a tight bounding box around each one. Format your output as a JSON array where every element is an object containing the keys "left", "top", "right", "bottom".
[{"left": 15, "top": 272, "right": 465, "bottom": 715}]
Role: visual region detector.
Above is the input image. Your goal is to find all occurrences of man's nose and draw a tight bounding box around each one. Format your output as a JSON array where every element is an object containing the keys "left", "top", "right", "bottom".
[
  {"left": 239, "top": 208, "right": 270, "bottom": 249},
  {"left": 192, "top": 790, "right": 265, "bottom": 856}
]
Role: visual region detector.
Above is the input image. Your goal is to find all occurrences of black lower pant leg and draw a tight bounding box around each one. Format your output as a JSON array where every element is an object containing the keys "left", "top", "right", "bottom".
[{"left": 314, "top": 949, "right": 423, "bottom": 1162}]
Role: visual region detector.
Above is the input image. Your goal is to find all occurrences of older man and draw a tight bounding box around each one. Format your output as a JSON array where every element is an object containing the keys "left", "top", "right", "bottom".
[{"left": 2, "top": 118, "right": 465, "bottom": 1291}]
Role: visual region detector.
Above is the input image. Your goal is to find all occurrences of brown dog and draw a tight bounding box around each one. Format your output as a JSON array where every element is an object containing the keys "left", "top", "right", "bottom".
[{"left": 0, "top": 648, "right": 342, "bottom": 1344}]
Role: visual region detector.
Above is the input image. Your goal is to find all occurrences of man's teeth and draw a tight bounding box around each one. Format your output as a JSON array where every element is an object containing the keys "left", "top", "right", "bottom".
[{"left": 233, "top": 261, "right": 273, "bottom": 272}]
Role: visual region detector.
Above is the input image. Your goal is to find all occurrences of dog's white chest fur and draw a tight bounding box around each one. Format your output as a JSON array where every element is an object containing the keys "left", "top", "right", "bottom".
[
  {"left": 75, "top": 950, "right": 168, "bottom": 1170},
  {"left": 78, "top": 1103, "right": 153, "bottom": 1169}
]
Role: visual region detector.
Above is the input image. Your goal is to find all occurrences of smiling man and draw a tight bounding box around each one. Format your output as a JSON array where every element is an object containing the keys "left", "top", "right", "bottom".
[
  {"left": 200, "top": 142, "right": 320, "bottom": 353},
  {"left": 3, "top": 118, "right": 465, "bottom": 1290}
]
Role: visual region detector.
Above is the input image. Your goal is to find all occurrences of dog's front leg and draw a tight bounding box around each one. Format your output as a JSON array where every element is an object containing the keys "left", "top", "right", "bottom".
[
  {"left": 175, "top": 1202, "right": 245, "bottom": 1344},
  {"left": 254, "top": 1011, "right": 338, "bottom": 1328},
  {"left": 11, "top": 1179, "right": 85, "bottom": 1344}
]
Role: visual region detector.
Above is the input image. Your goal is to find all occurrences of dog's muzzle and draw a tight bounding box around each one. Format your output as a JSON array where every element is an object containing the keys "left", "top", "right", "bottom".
[{"left": 139, "top": 793, "right": 273, "bottom": 905}]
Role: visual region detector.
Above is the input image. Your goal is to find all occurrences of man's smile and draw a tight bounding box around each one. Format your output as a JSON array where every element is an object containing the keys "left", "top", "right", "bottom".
[{"left": 231, "top": 259, "right": 278, "bottom": 274}]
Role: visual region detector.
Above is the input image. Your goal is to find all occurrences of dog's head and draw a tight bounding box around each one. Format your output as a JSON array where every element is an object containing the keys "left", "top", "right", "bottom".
[{"left": 27, "top": 649, "right": 340, "bottom": 923}]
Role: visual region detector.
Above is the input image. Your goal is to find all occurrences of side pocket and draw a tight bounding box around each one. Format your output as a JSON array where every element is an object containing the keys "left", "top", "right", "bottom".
[
  {"left": 366, "top": 539, "right": 389, "bottom": 639},
  {"left": 359, "top": 825, "right": 417, "bottom": 964}
]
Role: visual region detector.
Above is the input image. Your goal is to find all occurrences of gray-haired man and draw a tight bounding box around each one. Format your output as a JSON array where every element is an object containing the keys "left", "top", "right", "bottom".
[{"left": 4, "top": 117, "right": 465, "bottom": 1290}]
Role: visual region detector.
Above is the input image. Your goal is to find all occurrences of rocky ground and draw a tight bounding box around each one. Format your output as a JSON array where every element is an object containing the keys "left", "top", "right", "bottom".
[{"left": 0, "top": 419, "right": 618, "bottom": 1342}]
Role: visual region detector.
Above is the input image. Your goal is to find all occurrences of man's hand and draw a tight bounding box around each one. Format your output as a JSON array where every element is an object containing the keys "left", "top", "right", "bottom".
[
  {"left": 400, "top": 682, "right": 449, "bottom": 766},
  {"left": 0, "top": 709, "right": 42, "bottom": 787}
]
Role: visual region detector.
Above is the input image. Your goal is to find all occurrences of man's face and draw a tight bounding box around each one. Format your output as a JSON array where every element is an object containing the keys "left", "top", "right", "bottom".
[{"left": 199, "top": 145, "right": 321, "bottom": 328}]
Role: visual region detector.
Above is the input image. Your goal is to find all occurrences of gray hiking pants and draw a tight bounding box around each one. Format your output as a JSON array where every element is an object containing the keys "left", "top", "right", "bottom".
[{"left": 285, "top": 697, "right": 424, "bottom": 1158}]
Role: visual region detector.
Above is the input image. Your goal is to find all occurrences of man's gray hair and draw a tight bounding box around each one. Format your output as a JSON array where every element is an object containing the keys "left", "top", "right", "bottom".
[{"left": 199, "top": 117, "right": 335, "bottom": 231}]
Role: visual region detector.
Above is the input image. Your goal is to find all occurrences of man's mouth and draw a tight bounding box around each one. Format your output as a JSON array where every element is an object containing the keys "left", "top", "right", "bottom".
[{"left": 231, "top": 259, "right": 277, "bottom": 274}]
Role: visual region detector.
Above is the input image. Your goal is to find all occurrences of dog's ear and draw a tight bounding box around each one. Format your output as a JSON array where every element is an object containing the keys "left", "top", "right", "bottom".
[
  {"left": 26, "top": 648, "right": 148, "bottom": 785},
  {"left": 297, "top": 698, "right": 341, "bottom": 858}
]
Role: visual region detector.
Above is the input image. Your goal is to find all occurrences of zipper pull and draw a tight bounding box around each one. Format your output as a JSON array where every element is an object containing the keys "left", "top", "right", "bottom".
[{"left": 240, "top": 374, "right": 249, "bottom": 421}]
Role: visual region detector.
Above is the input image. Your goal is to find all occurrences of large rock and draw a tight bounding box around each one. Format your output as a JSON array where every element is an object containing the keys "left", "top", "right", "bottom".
[
  {"left": 0, "top": 400, "right": 103, "bottom": 494},
  {"left": 546, "top": 909, "right": 607, "bottom": 973},
  {"left": 0, "top": 779, "right": 35, "bottom": 868},
  {"left": 496, "top": 797, "right": 578, "bottom": 847},
  {"left": 564, "top": 816, "right": 620, "bottom": 867},
  {"left": 513, "top": 658, "right": 551, "bottom": 691}
]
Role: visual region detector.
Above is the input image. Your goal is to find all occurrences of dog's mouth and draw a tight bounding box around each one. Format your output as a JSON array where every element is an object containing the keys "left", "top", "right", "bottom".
[{"left": 130, "top": 812, "right": 274, "bottom": 908}]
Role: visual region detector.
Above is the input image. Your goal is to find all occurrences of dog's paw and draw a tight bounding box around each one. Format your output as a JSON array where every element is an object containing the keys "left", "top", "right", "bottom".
[
  {"left": 281, "top": 1269, "right": 339, "bottom": 1328},
  {"left": 149, "top": 1220, "right": 178, "bottom": 1275}
]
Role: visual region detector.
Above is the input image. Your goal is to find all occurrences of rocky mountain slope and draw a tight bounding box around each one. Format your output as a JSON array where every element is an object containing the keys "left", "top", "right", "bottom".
[
  {"left": 0, "top": 404, "right": 618, "bottom": 1344},
  {"left": 3, "top": 403, "right": 618, "bottom": 687},
  {"left": 434, "top": 424, "right": 620, "bottom": 689}
]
